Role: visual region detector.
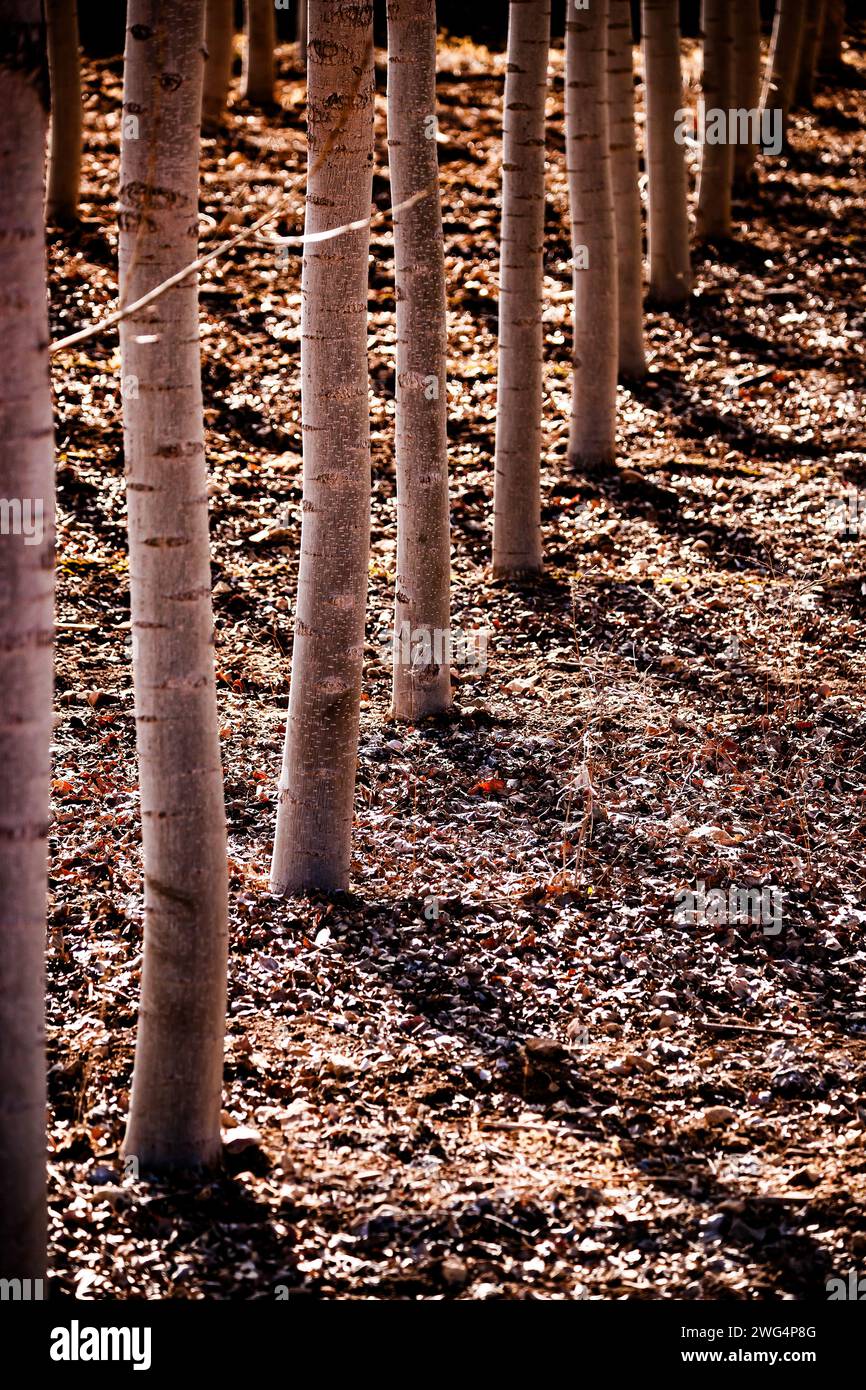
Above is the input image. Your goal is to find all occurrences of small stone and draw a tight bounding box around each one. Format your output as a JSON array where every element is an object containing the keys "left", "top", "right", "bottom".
[
  {"left": 222, "top": 1125, "right": 263, "bottom": 1156},
  {"left": 626, "top": 1052, "right": 656, "bottom": 1074},
  {"left": 789, "top": 1166, "right": 821, "bottom": 1189},
  {"left": 523, "top": 1037, "right": 563, "bottom": 1063},
  {"left": 651, "top": 991, "right": 679, "bottom": 1009},
  {"left": 703, "top": 1105, "right": 737, "bottom": 1127},
  {"left": 325, "top": 1053, "right": 358, "bottom": 1079},
  {"left": 441, "top": 1257, "right": 468, "bottom": 1286}
]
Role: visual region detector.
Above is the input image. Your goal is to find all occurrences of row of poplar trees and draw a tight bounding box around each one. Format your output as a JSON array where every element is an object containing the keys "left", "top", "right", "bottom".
[{"left": 0, "top": 0, "right": 850, "bottom": 1282}]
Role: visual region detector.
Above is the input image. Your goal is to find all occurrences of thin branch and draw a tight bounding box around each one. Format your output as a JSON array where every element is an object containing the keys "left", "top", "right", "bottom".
[
  {"left": 50, "top": 183, "right": 433, "bottom": 356},
  {"left": 51, "top": 31, "right": 385, "bottom": 357},
  {"left": 50, "top": 174, "right": 305, "bottom": 355}
]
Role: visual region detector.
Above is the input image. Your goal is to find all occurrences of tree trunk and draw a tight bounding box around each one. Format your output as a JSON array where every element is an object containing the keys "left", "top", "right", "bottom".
[
  {"left": 0, "top": 0, "right": 53, "bottom": 1283},
  {"left": 641, "top": 0, "right": 691, "bottom": 305},
  {"left": 696, "top": 0, "right": 734, "bottom": 240},
  {"left": 492, "top": 0, "right": 550, "bottom": 578},
  {"left": 203, "top": 0, "right": 234, "bottom": 131},
  {"left": 607, "top": 0, "right": 646, "bottom": 380},
  {"left": 242, "top": 0, "right": 275, "bottom": 105},
  {"left": 732, "top": 0, "right": 763, "bottom": 188},
  {"left": 270, "top": 0, "right": 374, "bottom": 893},
  {"left": 297, "top": 0, "right": 307, "bottom": 63},
  {"left": 119, "top": 0, "right": 229, "bottom": 1172},
  {"left": 565, "top": 0, "right": 617, "bottom": 471},
  {"left": 45, "top": 0, "right": 82, "bottom": 224},
  {"left": 795, "top": 0, "right": 827, "bottom": 107},
  {"left": 387, "top": 0, "right": 452, "bottom": 717},
  {"left": 761, "top": 0, "right": 806, "bottom": 141},
  {"left": 819, "top": 0, "right": 844, "bottom": 71}
]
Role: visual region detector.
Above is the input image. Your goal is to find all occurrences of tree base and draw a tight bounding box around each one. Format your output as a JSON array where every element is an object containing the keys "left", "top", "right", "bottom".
[
  {"left": 565, "top": 450, "right": 617, "bottom": 479},
  {"left": 491, "top": 560, "right": 544, "bottom": 581},
  {"left": 618, "top": 357, "right": 648, "bottom": 384}
]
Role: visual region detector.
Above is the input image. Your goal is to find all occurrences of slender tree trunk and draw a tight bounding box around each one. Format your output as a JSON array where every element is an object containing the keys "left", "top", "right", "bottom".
[
  {"left": 119, "top": 0, "right": 229, "bottom": 1171},
  {"left": 45, "top": 0, "right": 82, "bottom": 224},
  {"left": 0, "top": 0, "right": 53, "bottom": 1284},
  {"left": 732, "top": 0, "right": 763, "bottom": 188},
  {"left": 565, "top": 0, "right": 617, "bottom": 471},
  {"left": 761, "top": 0, "right": 806, "bottom": 141},
  {"left": 270, "top": 1, "right": 374, "bottom": 893},
  {"left": 203, "top": 0, "right": 234, "bottom": 131},
  {"left": 242, "top": 0, "right": 275, "bottom": 105},
  {"left": 795, "top": 0, "right": 827, "bottom": 107},
  {"left": 607, "top": 0, "right": 646, "bottom": 380},
  {"left": 492, "top": 0, "right": 549, "bottom": 578},
  {"left": 696, "top": 0, "right": 734, "bottom": 240},
  {"left": 642, "top": 0, "right": 691, "bottom": 305},
  {"left": 297, "top": 0, "right": 307, "bottom": 64},
  {"left": 387, "top": 0, "right": 452, "bottom": 717},
  {"left": 819, "top": 0, "right": 844, "bottom": 71}
]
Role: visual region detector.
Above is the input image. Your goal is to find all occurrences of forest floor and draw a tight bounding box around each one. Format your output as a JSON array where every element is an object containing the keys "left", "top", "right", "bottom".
[{"left": 45, "top": 28, "right": 866, "bottom": 1300}]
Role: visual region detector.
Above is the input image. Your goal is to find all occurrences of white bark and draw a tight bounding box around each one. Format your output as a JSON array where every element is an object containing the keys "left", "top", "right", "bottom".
[
  {"left": 270, "top": 0, "right": 374, "bottom": 893},
  {"left": 387, "top": 0, "right": 452, "bottom": 717},
  {"left": 242, "top": 0, "right": 276, "bottom": 105},
  {"left": 761, "top": 0, "right": 806, "bottom": 140},
  {"left": 0, "top": 0, "right": 54, "bottom": 1282},
  {"left": 565, "top": 0, "right": 617, "bottom": 471},
  {"left": 641, "top": 0, "right": 691, "bottom": 305},
  {"left": 203, "top": 0, "right": 234, "bottom": 131},
  {"left": 795, "top": 0, "right": 827, "bottom": 105},
  {"left": 696, "top": 0, "right": 734, "bottom": 240},
  {"left": 732, "top": 0, "right": 763, "bottom": 187},
  {"left": 119, "top": 0, "right": 229, "bottom": 1171},
  {"left": 45, "top": 0, "right": 82, "bottom": 224},
  {"left": 492, "top": 0, "right": 550, "bottom": 577},
  {"left": 607, "top": 0, "right": 646, "bottom": 380}
]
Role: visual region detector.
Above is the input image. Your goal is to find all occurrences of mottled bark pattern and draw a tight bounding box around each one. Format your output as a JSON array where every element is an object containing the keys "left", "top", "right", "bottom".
[
  {"left": 607, "top": 0, "right": 646, "bottom": 380},
  {"left": 493, "top": 0, "right": 550, "bottom": 577},
  {"left": 119, "top": 0, "right": 229, "bottom": 1170},
  {"left": 696, "top": 0, "right": 734, "bottom": 240},
  {"left": 0, "top": 0, "right": 54, "bottom": 1282},
  {"left": 642, "top": 0, "right": 691, "bottom": 305},
  {"left": 565, "top": 0, "right": 618, "bottom": 470},
  {"left": 387, "top": 0, "right": 452, "bottom": 717},
  {"left": 270, "top": 1, "right": 375, "bottom": 892}
]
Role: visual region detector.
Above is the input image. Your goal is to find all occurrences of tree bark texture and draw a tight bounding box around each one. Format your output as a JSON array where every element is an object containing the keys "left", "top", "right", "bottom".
[
  {"left": 492, "top": 0, "right": 550, "bottom": 577},
  {"left": 270, "top": 0, "right": 375, "bottom": 893},
  {"left": 119, "top": 0, "right": 229, "bottom": 1171}
]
